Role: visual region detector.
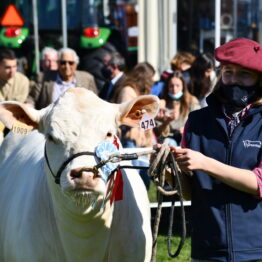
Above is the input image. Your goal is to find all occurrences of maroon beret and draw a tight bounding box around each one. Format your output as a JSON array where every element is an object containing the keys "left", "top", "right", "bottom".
[{"left": 215, "top": 38, "right": 262, "bottom": 72}]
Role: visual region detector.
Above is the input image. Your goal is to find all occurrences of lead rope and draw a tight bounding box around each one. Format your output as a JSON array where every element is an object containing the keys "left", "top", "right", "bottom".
[
  {"left": 148, "top": 144, "right": 186, "bottom": 262},
  {"left": 167, "top": 153, "right": 186, "bottom": 258}
]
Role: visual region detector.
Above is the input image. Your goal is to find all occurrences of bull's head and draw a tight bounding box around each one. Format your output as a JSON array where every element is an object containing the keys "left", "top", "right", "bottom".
[{"left": 0, "top": 88, "right": 159, "bottom": 212}]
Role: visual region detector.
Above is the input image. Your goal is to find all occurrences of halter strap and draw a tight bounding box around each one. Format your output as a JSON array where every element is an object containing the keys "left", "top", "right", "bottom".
[{"left": 44, "top": 144, "right": 96, "bottom": 184}]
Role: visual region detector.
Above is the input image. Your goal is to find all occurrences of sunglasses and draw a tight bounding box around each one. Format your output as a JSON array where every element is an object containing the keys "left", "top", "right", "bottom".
[{"left": 59, "top": 60, "right": 75, "bottom": 66}]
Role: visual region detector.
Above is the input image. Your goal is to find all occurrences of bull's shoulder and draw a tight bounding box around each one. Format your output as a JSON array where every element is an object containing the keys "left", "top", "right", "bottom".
[{"left": 0, "top": 131, "right": 45, "bottom": 165}]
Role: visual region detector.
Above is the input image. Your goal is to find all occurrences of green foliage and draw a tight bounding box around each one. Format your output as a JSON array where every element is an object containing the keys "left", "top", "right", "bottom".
[{"left": 156, "top": 235, "right": 191, "bottom": 262}]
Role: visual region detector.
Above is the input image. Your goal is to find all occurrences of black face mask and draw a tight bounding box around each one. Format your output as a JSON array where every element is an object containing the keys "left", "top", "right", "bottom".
[
  {"left": 221, "top": 82, "right": 260, "bottom": 108},
  {"left": 101, "top": 67, "right": 113, "bottom": 79}
]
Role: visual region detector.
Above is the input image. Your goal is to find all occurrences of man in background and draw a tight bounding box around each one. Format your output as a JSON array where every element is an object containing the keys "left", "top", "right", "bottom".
[
  {"left": 0, "top": 48, "right": 29, "bottom": 102},
  {"left": 27, "top": 47, "right": 97, "bottom": 109},
  {"left": 40, "top": 47, "right": 58, "bottom": 72},
  {"left": 99, "top": 52, "right": 126, "bottom": 102},
  {"left": 0, "top": 48, "right": 30, "bottom": 142}
]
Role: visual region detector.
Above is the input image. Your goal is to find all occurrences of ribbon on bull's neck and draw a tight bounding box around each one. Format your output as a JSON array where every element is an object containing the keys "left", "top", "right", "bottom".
[
  {"left": 109, "top": 170, "right": 123, "bottom": 205},
  {"left": 111, "top": 136, "right": 123, "bottom": 203},
  {"left": 95, "top": 141, "right": 119, "bottom": 182}
]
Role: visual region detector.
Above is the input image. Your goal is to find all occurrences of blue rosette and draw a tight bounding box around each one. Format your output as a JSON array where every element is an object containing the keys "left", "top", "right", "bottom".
[{"left": 95, "top": 141, "right": 120, "bottom": 182}]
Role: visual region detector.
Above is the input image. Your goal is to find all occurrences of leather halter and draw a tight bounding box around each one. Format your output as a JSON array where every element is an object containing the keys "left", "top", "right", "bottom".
[
  {"left": 44, "top": 144, "right": 99, "bottom": 185},
  {"left": 44, "top": 136, "right": 143, "bottom": 185}
]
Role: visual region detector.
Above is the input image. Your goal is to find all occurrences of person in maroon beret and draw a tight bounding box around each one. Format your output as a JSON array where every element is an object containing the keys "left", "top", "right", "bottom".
[{"left": 170, "top": 38, "right": 262, "bottom": 262}]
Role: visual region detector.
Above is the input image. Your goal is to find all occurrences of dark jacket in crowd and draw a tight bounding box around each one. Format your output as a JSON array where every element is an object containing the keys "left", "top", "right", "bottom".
[{"left": 99, "top": 74, "right": 125, "bottom": 102}]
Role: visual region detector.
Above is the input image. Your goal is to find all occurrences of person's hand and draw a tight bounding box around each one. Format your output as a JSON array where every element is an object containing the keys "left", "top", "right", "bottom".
[
  {"left": 156, "top": 107, "right": 168, "bottom": 119},
  {"left": 156, "top": 108, "right": 174, "bottom": 123},
  {"left": 171, "top": 147, "right": 207, "bottom": 171}
]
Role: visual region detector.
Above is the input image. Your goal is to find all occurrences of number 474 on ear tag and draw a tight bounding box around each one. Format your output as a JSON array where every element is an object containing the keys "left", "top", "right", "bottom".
[{"left": 139, "top": 110, "right": 156, "bottom": 131}]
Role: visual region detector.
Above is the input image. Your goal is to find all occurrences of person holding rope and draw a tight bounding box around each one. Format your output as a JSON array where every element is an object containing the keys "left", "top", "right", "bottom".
[{"left": 171, "top": 38, "right": 262, "bottom": 262}]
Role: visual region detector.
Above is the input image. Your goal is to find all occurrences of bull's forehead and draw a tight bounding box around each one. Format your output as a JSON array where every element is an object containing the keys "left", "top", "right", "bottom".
[{"left": 43, "top": 89, "right": 119, "bottom": 148}]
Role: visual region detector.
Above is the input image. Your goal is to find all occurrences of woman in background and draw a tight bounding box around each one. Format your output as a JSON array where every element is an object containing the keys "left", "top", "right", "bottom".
[
  {"left": 113, "top": 61, "right": 155, "bottom": 104},
  {"left": 188, "top": 52, "right": 217, "bottom": 107},
  {"left": 154, "top": 70, "right": 200, "bottom": 146},
  {"left": 151, "top": 51, "right": 195, "bottom": 97}
]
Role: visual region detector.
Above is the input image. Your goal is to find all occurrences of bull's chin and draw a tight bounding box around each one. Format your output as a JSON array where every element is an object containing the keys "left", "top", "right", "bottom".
[
  {"left": 64, "top": 188, "right": 106, "bottom": 210},
  {"left": 72, "top": 190, "right": 99, "bottom": 207},
  {"left": 60, "top": 177, "right": 107, "bottom": 211}
]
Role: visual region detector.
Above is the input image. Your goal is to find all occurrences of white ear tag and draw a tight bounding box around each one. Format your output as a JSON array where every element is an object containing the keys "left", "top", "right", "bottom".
[
  {"left": 11, "top": 121, "right": 32, "bottom": 135},
  {"left": 139, "top": 109, "right": 156, "bottom": 131}
]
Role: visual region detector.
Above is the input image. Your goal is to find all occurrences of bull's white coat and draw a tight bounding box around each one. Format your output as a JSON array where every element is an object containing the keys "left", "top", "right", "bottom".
[{"left": 0, "top": 89, "right": 160, "bottom": 262}]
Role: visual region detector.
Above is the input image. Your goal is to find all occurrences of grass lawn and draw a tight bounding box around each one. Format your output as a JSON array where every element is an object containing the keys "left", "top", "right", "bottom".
[
  {"left": 148, "top": 182, "right": 158, "bottom": 203},
  {"left": 156, "top": 235, "right": 191, "bottom": 261},
  {"left": 149, "top": 183, "right": 192, "bottom": 261}
]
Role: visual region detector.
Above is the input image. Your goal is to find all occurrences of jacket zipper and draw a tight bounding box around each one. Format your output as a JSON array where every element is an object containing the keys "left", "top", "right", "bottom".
[
  {"left": 225, "top": 117, "right": 247, "bottom": 262},
  {"left": 217, "top": 111, "right": 255, "bottom": 261},
  {"left": 226, "top": 135, "right": 233, "bottom": 262}
]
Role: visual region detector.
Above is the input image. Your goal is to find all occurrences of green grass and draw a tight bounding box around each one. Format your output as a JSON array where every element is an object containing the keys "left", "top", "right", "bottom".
[
  {"left": 149, "top": 183, "right": 191, "bottom": 261},
  {"left": 148, "top": 182, "right": 158, "bottom": 202},
  {"left": 156, "top": 235, "right": 191, "bottom": 261}
]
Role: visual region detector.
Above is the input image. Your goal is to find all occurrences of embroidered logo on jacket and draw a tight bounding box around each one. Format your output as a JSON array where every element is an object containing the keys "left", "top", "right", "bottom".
[{"left": 243, "top": 140, "right": 262, "bottom": 148}]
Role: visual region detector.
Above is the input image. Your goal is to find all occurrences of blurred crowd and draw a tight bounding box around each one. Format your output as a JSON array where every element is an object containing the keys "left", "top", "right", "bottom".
[{"left": 0, "top": 46, "right": 217, "bottom": 189}]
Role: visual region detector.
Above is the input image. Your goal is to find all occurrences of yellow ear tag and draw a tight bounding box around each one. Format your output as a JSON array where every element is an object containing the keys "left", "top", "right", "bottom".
[
  {"left": 11, "top": 121, "right": 32, "bottom": 135},
  {"left": 0, "top": 121, "right": 5, "bottom": 132}
]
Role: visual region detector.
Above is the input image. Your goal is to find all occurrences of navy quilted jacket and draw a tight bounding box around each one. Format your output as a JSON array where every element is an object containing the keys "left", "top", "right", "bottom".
[{"left": 185, "top": 94, "right": 262, "bottom": 262}]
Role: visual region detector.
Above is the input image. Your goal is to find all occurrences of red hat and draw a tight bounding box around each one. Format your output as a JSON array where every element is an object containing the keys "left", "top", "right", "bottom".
[{"left": 215, "top": 38, "right": 262, "bottom": 72}]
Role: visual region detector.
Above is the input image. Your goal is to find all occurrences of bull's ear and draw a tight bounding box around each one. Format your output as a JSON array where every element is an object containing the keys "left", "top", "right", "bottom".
[
  {"left": 0, "top": 102, "right": 41, "bottom": 130},
  {"left": 118, "top": 95, "right": 160, "bottom": 127}
]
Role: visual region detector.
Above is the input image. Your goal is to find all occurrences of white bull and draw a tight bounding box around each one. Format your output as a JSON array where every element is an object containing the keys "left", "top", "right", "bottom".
[{"left": 0, "top": 88, "right": 160, "bottom": 262}]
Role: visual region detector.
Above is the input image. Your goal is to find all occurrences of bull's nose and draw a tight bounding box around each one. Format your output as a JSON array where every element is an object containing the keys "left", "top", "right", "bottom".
[
  {"left": 69, "top": 168, "right": 100, "bottom": 188},
  {"left": 70, "top": 167, "right": 95, "bottom": 179},
  {"left": 70, "top": 168, "right": 82, "bottom": 178}
]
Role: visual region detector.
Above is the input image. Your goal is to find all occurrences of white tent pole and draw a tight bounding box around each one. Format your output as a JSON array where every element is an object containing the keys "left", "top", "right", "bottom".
[
  {"left": 215, "top": 0, "right": 221, "bottom": 66},
  {"left": 32, "top": 0, "right": 40, "bottom": 74},
  {"left": 61, "top": 0, "right": 67, "bottom": 47}
]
